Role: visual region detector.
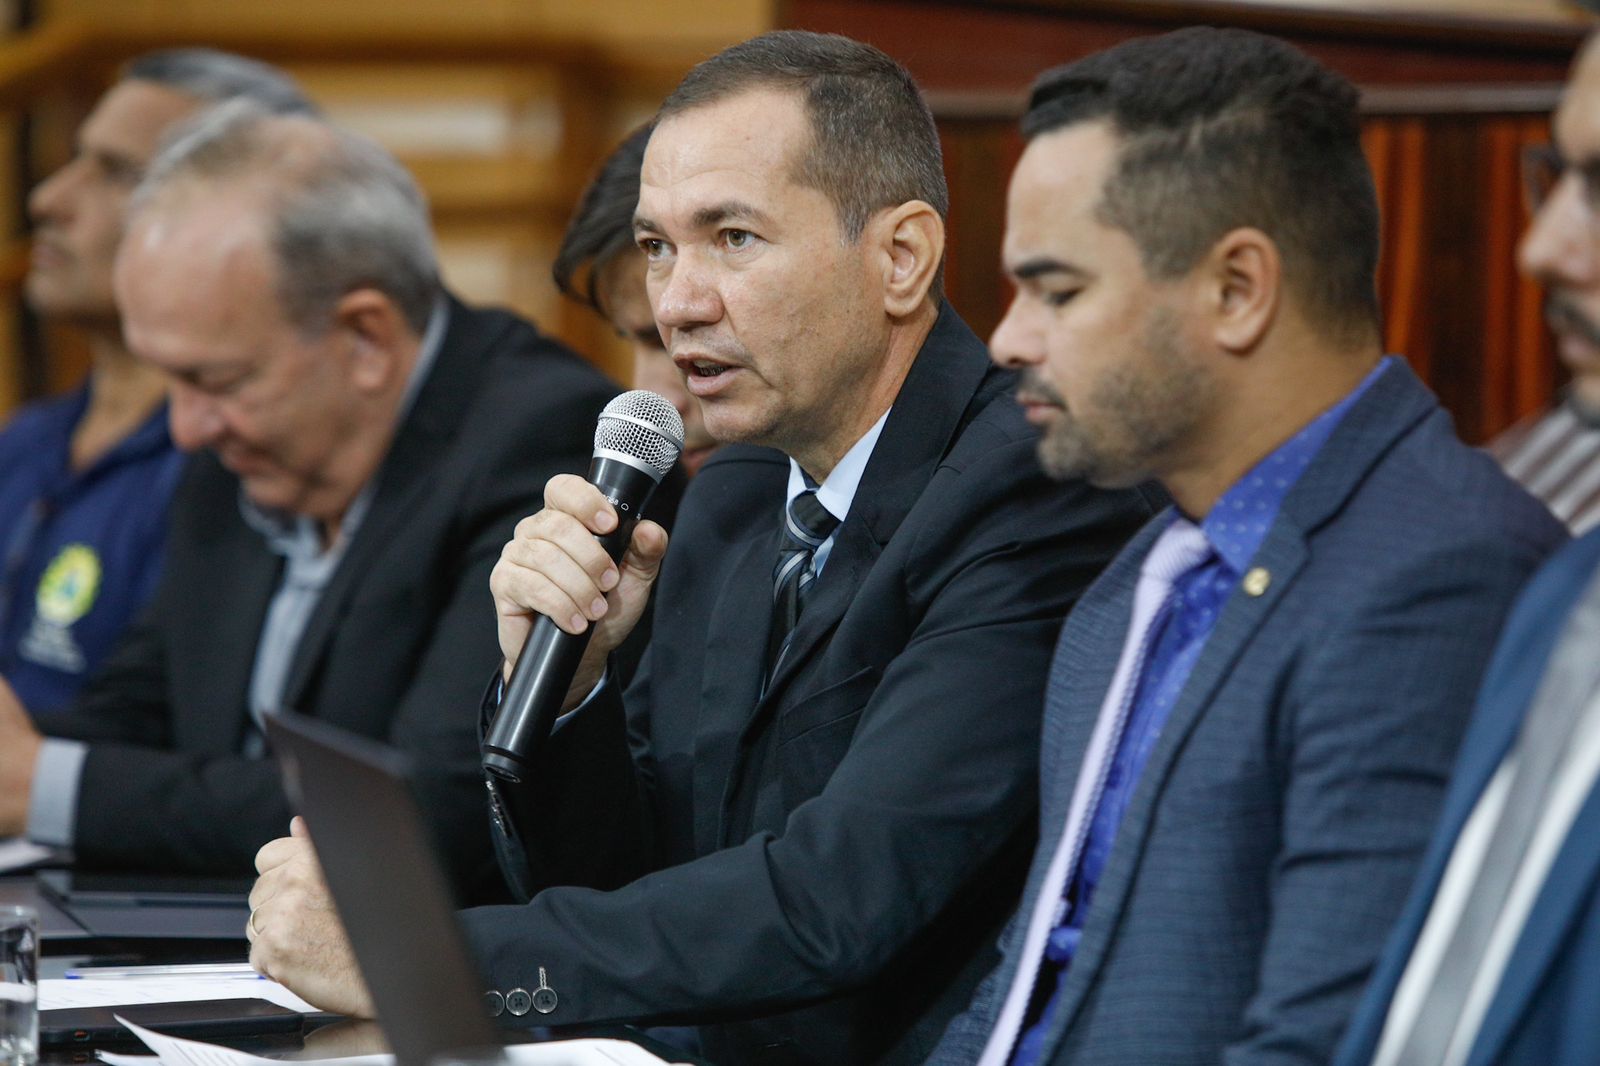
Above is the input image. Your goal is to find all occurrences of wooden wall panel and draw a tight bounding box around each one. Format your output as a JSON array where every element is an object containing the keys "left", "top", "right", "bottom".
[
  {"left": 784, "top": 0, "right": 1583, "bottom": 91},
  {"left": 787, "top": 0, "right": 1583, "bottom": 443},
  {"left": 0, "top": 5, "right": 771, "bottom": 416},
  {"left": 38, "top": 0, "right": 768, "bottom": 50}
]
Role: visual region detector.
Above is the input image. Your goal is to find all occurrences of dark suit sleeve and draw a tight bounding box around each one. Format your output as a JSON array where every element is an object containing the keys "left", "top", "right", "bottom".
[
  {"left": 924, "top": 906, "right": 1029, "bottom": 1063},
  {"left": 458, "top": 436, "right": 1152, "bottom": 1026},
  {"left": 1224, "top": 534, "right": 1553, "bottom": 1065}
]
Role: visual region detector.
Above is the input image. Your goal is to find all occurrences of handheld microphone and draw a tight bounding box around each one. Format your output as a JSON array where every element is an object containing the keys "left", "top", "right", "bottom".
[{"left": 481, "top": 390, "right": 684, "bottom": 785}]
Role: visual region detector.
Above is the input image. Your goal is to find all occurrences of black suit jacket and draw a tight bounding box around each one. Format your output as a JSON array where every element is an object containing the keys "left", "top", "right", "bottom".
[
  {"left": 462, "top": 307, "right": 1162, "bottom": 1063},
  {"left": 44, "top": 298, "right": 618, "bottom": 894}
]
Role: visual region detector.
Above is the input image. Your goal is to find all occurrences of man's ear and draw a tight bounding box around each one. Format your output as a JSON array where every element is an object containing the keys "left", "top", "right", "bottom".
[
  {"left": 875, "top": 200, "right": 945, "bottom": 318},
  {"left": 333, "top": 289, "right": 411, "bottom": 392},
  {"left": 1199, "top": 227, "right": 1280, "bottom": 356}
]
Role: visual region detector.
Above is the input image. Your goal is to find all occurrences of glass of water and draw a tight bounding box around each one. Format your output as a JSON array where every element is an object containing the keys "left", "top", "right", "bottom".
[{"left": 0, "top": 905, "right": 37, "bottom": 1066}]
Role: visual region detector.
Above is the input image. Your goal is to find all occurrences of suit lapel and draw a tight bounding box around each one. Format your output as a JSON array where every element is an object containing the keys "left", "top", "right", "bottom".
[
  {"left": 280, "top": 298, "right": 488, "bottom": 710},
  {"left": 1339, "top": 541, "right": 1600, "bottom": 1065},
  {"left": 744, "top": 305, "right": 994, "bottom": 721},
  {"left": 1039, "top": 523, "right": 1160, "bottom": 829},
  {"left": 193, "top": 477, "right": 284, "bottom": 750},
  {"left": 1046, "top": 527, "right": 1311, "bottom": 1038},
  {"left": 1048, "top": 359, "right": 1442, "bottom": 1047},
  {"left": 699, "top": 520, "right": 781, "bottom": 852},
  {"left": 1466, "top": 785, "right": 1600, "bottom": 1066},
  {"left": 1456, "top": 542, "right": 1600, "bottom": 1066}
]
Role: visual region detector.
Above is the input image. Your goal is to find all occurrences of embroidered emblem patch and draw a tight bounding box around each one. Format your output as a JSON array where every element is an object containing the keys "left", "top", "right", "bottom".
[{"left": 35, "top": 543, "right": 102, "bottom": 625}]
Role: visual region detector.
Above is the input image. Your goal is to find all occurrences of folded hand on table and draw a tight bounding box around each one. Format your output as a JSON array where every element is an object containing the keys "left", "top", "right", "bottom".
[{"left": 248, "top": 816, "right": 376, "bottom": 1020}]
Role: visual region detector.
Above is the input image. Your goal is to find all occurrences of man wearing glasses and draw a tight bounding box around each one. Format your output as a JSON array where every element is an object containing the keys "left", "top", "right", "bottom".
[
  {"left": 1488, "top": 89, "right": 1600, "bottom": 535},
  {"left": 1334, "top": 32, "right": 1600, "bottom": 1066}
]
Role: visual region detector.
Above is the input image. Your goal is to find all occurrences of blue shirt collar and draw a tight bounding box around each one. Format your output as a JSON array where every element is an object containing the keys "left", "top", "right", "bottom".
[
  {"left": 784, "top": 407, "right": 892, "bottom": 525},
  {"left": 1198, "top": 356, "right": 1393, "bottom": 574}
]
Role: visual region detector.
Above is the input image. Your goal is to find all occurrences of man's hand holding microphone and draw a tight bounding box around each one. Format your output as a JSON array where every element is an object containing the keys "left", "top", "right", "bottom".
[{"left": 489, "top": 472, "right": 670, "bottom": 710}]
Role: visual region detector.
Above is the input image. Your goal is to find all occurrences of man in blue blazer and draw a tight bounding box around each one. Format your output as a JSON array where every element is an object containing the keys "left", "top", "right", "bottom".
[
  {"left": 929, "top": 28, "right": 1566, "bottom": 1066},
  {"left": 1335, "top": 33, "right": 1600, "bottom": 1066}
]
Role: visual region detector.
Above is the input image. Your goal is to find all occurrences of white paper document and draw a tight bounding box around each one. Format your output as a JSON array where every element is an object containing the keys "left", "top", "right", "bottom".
[
  {"left": 505, "top": 1042, "right": 683, "bottom": 1065},
  {"left": 0, "top": 835, "right": 58, "bottom": 873},
  {"left": 40, "top": 977, "right": 320, "bottom": 1014},
  {"left": 94, "top": 1015, "right": 684, "bottom": 1066},
  {"left": 97, "top": 1017, "right": 384, "bottom": 1066}
]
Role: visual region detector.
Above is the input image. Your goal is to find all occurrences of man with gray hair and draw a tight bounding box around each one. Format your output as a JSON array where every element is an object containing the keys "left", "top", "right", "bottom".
[
  {"left": 0, "top": 101, "right": 617, "bottom": 892},
  {"left": 0, "top": 50, "right": 313, "bottom": 719}
]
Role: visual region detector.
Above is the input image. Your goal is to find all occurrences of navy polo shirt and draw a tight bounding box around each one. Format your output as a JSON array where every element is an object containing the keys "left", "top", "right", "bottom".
[{"left": 0, "top": 387, "right": 186, "bottom": 717}]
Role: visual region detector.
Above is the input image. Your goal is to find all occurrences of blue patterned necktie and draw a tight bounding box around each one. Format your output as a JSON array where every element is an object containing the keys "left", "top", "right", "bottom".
[{"left": 766, "top": 489, "right": 839, "bottom": 683}]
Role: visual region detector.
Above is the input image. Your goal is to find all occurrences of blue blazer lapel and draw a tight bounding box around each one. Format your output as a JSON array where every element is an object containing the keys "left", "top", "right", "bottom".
[
  {"left": 1455, "top": 537, "right": 1600, "bottom": 1065},
  {"left": 1467, "top": 785, "right": 1600, "bottom": 1066},
  {"left": 1337, "top": 537, "right": 1600, "bottom": 1065},
  {"left": 967, "top": 515, "right": 1153, "bottom": 1054},
  {"left": 1037, "top": 519, "right": 1162, "bottom": 830},
  {"left": 1046, "top": 524, "right": 1311, "bottom": 1042}
]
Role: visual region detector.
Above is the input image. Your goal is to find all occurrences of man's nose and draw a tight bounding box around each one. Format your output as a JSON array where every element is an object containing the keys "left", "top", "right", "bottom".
[
  {"left": 28, "top": 158, "right": 86, "bottom": 226},
  {"left": 1519, "top": 175, "right": 1599, "bottom": 288},
  {"left": 652, "top": 252, "right": 722, "bottom": 334},
  {"left": 989, "top": 296, "right": 1043, "bottom": 370},
  {"left": 167, "top": 383, "right": 225, "bottom": 453}
]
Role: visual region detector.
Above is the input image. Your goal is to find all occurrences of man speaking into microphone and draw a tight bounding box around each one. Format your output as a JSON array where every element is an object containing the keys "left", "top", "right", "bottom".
[{"left": 248, "top": 31, "right": 1158, "bottom": 1065}]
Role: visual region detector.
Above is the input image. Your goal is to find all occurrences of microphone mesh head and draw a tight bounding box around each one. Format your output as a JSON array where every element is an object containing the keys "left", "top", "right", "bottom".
[{"left": 594, "top": 390, "right": 686, "bottom": 478}]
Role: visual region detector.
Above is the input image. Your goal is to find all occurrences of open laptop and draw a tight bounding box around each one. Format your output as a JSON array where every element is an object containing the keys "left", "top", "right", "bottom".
[
  {"left": 263, "top": 712, "right": 684, "bottom": 1066},
  {"left": 263, "top": 711, "right": 501, "bottom": 1066}
]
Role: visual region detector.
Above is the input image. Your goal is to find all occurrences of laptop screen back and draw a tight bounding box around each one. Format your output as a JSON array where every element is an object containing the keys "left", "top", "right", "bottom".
[{"left": 264, "top": 711, "right": 499, "bottom": 1066}]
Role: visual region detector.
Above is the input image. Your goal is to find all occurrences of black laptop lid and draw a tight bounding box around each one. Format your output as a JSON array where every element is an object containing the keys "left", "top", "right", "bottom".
[{"left": 264, "top": 711, "right": 498, "bottom": 1066}]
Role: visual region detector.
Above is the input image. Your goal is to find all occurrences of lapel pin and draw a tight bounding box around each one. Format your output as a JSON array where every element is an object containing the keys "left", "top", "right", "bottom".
[{"left": 1242, "top": 567, "right": 1271, "bottom": 597}]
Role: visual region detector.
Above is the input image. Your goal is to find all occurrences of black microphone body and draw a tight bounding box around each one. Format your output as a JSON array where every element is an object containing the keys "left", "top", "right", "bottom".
[{"left": 481, "top": 453, "right": 668, "bottom": 784}]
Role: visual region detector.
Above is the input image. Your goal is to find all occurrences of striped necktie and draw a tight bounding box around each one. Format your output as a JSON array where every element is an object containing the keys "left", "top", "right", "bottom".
[
  {"left": 1390, "top": 567, "right": 1600, "bottom": 1065},
  {"left": 766, "top": 489, "right": 840, "bottom": 683}
]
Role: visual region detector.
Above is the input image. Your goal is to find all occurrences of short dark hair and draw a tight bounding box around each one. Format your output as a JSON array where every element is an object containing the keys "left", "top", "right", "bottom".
[
  {"left": 553, "top": 123, "right": 651, "bottom": 312},
  {"left": 1024, "top": 27, "right": 1380, "bottom": 341},
  {"left": 657, "top": 30, "right": 949, "bottom": 248},
  {"left": 122, "top": 48, "right": 318, "bottom": 116}
]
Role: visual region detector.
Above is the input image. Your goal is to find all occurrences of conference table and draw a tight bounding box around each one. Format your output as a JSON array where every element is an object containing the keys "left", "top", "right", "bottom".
[{"left": 2, "top": 872, "right": 709, "bottom": 1066}]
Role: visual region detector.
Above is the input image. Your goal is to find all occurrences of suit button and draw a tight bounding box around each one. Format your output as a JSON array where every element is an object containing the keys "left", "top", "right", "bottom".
[
  {"left": 506, "top": 988, "right": 533, "bottom": 1016},
  {"left": 532, "top": 987, "right": 558, "bottom": 1014},
  {"left": 482, "top": 991, "right": 505, "bottom": 1018}
]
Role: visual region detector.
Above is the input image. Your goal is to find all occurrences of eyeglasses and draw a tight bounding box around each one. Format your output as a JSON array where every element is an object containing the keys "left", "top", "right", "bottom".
[{"left": 1522, "top": 142, "right": 1600, "bottom": 217}]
